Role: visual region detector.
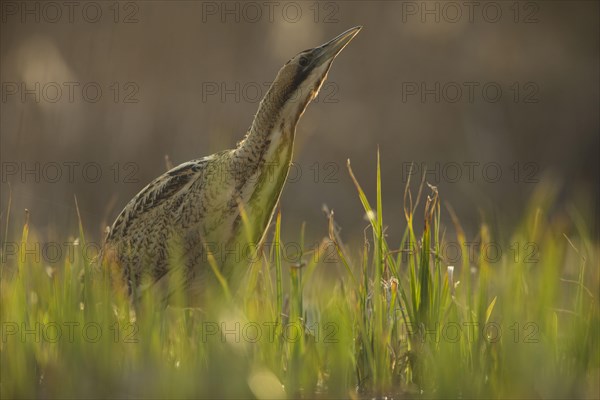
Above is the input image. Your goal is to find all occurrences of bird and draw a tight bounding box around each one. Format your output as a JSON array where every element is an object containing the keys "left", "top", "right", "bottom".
[{"left": 100, "top": 26, "right": 362, "bottom": 305}]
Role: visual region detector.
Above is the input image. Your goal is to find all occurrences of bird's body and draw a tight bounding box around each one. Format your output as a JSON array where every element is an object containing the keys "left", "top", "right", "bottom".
[{"left": 101, "top": 27, "right": 361, "bottom": 303}]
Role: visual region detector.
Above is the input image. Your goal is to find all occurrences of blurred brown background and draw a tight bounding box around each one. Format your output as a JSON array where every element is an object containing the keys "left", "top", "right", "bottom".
[{"left": 1, "top": 1, "right": 598, "bottom": 248}]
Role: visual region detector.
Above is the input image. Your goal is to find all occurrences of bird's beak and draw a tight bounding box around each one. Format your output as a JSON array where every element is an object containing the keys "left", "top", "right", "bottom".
[{"left": 313, "top": 26, "right": 362, "bottom": 67}]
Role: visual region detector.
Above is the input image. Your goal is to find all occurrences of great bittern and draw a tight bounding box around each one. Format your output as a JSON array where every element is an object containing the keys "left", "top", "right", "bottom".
[{"left": 101, "top": 26, "right": 361, "bottom": 303}]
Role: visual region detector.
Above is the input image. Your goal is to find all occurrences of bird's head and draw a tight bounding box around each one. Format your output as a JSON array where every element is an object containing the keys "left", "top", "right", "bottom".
[{"left": 255, "top": 26, "right": 362, "bottom": 131}]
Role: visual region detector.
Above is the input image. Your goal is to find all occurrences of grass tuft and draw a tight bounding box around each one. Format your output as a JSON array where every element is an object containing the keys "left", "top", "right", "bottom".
[{"left": 1, "top": 156, "right": 598, "bottom": 399}]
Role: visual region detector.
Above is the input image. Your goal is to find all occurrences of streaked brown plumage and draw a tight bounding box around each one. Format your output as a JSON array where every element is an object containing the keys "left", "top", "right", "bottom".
[{"left": 101, "top": 27, "right": 361, "bottom": 304}]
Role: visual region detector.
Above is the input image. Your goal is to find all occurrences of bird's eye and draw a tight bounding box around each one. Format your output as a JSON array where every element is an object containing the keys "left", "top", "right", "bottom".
[{"left": 299, "top": 56, "right": 310, "bottom": 67}]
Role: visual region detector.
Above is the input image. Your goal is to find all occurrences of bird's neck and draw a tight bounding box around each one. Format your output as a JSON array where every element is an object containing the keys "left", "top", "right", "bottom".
[
  {"left": 225, "top": 83, "right": 310, "bottom": 252},
  {"left": 234, "top": 82, "right": 310, "bottom": 172}
]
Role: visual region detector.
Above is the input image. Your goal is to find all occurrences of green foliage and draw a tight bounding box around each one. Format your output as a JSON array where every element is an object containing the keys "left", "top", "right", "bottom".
[{"left": 1, "top": 157, "right": 598, "bottom": 399}]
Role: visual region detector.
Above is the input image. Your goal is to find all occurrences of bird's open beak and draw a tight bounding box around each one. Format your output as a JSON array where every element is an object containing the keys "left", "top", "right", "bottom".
[{"left": 313, "top": 26, "right": 362, "bottom": 67}]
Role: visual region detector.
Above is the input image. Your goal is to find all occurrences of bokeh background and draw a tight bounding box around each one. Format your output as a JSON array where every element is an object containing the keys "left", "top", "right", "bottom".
[{"left": 1, "top": 1, "right": 598, "bottom": 249}]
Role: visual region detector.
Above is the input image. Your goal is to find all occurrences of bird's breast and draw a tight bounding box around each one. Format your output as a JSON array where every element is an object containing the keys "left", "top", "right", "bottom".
[{"left": 229, "top": 125, "right": 295, "bottom": 244}]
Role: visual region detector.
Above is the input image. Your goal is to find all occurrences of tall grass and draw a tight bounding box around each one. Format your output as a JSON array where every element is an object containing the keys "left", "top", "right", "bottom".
[{"left": 1, "top": 156, "right": 598, "bottom": 399}]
